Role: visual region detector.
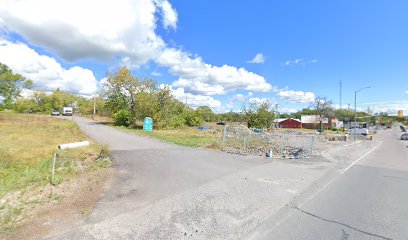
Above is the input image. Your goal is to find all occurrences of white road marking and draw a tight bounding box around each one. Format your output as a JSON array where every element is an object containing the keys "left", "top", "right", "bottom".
[
  {"left": 344, "top": 140, "right": 361, "bottom": 147},
  {"left": 297, "top": 140, "right": 383, "bottom": 208},
  {"left": 340, "top": 141, "right": 383, "bottom": 173}
]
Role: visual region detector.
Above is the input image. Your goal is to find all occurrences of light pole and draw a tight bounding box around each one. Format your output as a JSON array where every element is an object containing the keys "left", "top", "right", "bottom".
[{"left": 354, "top": 86, "right": 371, "bottom": 140}]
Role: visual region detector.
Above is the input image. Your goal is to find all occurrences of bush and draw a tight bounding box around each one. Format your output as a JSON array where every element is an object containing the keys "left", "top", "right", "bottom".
[
  {"left": 331, "top": 127, "right": 339, "bottom": 131},
  {"left": 113, "top": 109, "right": 132, "bottom": 126},
  {"left": 168, "top": 115, "right": 186, "bottom": 128},
  {"left": 184, "top": 111, "right": 203, "bottom": 127}
]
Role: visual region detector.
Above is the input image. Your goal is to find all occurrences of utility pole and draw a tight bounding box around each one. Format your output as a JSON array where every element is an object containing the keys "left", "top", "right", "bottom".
[{"left": 354, "top": 86, "right": 371, "bottom": 141}]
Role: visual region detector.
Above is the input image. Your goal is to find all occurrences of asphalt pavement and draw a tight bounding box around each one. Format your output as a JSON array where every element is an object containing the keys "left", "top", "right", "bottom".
[
  {"left": 42, "top": 116, "right": 395, "bottom": 240},
  {"left": 252, "top": 126, "right": 408, "bottom": 240}
]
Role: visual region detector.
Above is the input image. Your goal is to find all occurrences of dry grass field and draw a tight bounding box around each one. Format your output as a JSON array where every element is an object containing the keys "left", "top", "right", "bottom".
[{"left": 0, "top": 112, "right": 110, "bottom": 236}]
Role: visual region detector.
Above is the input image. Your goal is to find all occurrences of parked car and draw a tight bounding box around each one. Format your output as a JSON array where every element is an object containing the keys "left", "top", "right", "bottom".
[
  {"left": 401, "top": 133, "right": 408, "bottom": 140},
  {"left": 400, "top": 125, "right": 407, "bottom": 132},
  {"left": 62, "top": 107, "right": 73, "bottom": 116},
  {"left": 216, "top": 121, "right": 226, "bottom": 125},
  {"left": 348, "top": 128, "right": 369, "bottom": 136},
  {"left": 51, "top": 109, "right": 60, "bottom": 116}
]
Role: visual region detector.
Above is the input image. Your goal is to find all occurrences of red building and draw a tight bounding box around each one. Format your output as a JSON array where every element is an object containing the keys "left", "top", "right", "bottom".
[{"left": 277, "top": 118, "right": 302, "bottom": 128}]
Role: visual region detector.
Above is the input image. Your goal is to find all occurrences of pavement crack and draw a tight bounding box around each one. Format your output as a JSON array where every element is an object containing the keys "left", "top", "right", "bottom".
[{"left": 293, "top": 206, "right": 394, "bottom": 240}]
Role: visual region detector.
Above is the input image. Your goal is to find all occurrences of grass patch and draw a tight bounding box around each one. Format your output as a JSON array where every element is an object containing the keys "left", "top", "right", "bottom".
[
  {"left": 0, "top": 112, "right": 111, "bottom": 234},
  {"left": 118, "top": 126, "right": 223, "bottom": 148}
]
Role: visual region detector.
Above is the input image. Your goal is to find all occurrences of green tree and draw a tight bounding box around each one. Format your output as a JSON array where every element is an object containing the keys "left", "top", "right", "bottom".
[
  {"left": 196, "top": 106, "right": 215, "bottom": 122},
  {"left": 310, "top": 96, "right": 333, "bottom": 132},
  {"left": 243, "top": 101, "right": 275, "bottom": 128},
  {"left": 103, "top": 67, "right": 141, "bottom": 119},
  {"left": 0, "top": 63, "right": 32, "bottom": 109},
  {"left": 184, "top": 109, "right": 204, "bottom": 127}
]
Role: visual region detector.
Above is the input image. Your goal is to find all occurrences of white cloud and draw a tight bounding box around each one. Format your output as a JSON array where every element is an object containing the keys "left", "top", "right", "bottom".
[
  {"left": 277, "top": 90, "right": 315, "bottom": 103},
  {"left": 0, "top": 0, "right": 167, "bottom": 64},
  {"left": 405, "top": 90, "right": 408, "bottom": 94},
  {"left": 248, "top": 97, "right": 270, "bottom": 105},
  {"left": 248, "top": 53, "right": 265, "bottom": 64},
  {"left": 359, "top": 100, "right": 408, "bottom": 115},
  {"left": 157, "top": 48, "right": 273, "bottom": 95},
  {"left": 282, "top": 58, "right": 317, "bottom": 66},
  {"left": 0, "top": 40, "right": 97, "bottom": 96},
  {"left": 232, "top": 94, "right": 246, "bottom": 102},
  {"left": 0, "top": 0, "right": 272, "bottom": 97},
  {"left": 153, "top": 0, "right": 178, "bottom": 30},
  {"left": 161, "top": 85, "right": 221, "bottom": 110},
  {"left": 151, "top": 71, "right": 162, "bottom": 77},
  {"left": 279, "top": 108, "right": 298, "bottom": 114}
]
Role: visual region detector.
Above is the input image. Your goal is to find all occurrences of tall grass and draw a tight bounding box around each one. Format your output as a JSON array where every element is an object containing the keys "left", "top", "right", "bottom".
[
  {"left": 0, "top": 112, "right": 103, "bottom": 197},
  {"left": 119, "top": 126, "right": 222, "bottom": 149}
]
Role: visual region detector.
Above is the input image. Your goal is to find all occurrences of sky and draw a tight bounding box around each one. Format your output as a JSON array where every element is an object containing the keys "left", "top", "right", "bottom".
[{"left": 0, "top": 0, "right": 407, "bottom": 114}]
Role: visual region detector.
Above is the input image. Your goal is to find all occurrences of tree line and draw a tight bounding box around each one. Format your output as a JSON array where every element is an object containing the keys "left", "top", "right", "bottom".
[{"left": 1, "top": 62, "right": 398, "bottom": 130}]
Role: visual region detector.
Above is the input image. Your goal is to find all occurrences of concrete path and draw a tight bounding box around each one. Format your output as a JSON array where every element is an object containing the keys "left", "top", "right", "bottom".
[
  {"left": 253, "top": 126, "right": 408, "bottom": 240},
  {"left": 43, "top": 117, "right": 381, "bottom": 240}
]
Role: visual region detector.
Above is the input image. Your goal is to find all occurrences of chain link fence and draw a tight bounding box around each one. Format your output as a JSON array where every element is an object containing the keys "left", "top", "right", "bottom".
[{"left": 220, "top": 125, "right": 316, "bottom": 159}]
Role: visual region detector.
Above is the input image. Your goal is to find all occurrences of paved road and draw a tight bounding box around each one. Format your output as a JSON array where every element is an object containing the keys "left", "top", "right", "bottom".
[
  {"left": 43, "top": 116, "right": 346, "bottom": 240},
  {"left": 253, "top": 126, "right": 408, "bottom": 240}
]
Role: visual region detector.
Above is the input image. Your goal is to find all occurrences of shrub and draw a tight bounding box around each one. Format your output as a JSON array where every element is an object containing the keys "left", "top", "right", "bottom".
[
  {"left": 184, "top": 111, "right": 203, "bottom": 127},
  {"left": 331, "top": 127, "right": 339, "bottom": 131},
  {"left": 168, "top": 114, "right": 186, "bottom": 128},
  {"left": 113, "top": 109, "right": 132, "bottom": 126}
]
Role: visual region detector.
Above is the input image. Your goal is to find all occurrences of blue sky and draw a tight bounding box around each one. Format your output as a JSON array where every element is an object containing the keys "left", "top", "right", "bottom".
[{"left": 0, "top": 0, "right": 407, "bottom": 114}]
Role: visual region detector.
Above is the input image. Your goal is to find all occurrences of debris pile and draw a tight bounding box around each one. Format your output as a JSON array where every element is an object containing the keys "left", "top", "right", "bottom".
[{"left": 222, "top": 145, "right": 310, "bottom": 159}]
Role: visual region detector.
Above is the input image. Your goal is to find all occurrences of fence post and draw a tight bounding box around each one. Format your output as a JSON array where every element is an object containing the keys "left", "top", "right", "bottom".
[
  {"left": 51, "top": 153, "right": 58, "bottom": 185},
  {"left": 244, "top": 130, "right": 247, "bottom": 148},
  {"left": 222, "top": 126, "right": 227, "bottom": 146},
  {"left": 310, "top": 136, "right": 315, "bottom": 156}
]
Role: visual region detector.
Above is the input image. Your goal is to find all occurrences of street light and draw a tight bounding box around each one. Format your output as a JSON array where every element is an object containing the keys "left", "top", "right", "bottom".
[{"left": 354, "top": 86, "right": 371, "bottom": 140}]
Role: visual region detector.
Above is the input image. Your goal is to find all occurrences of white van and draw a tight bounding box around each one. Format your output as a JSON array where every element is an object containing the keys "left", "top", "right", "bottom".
[
  {"left": 62, "top": 107, "right": 73, "bottom": 116},
  {"left": 348, "top": 128, "right": 369, "bottom": 136}
]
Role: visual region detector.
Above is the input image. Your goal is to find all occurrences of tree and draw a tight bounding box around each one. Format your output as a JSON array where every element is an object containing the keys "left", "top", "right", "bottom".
[
  {"left": 103, "top": 67, "right": 141, "bottom": 120},
  {"left": 183, "top": 109, "right": 204, "bottom": 127},
  {"left": 196, "top": 106, "right": 215, "bottom": 122},
  {"left": 0, "top": 63, "right": 32, "bottom": 109},
  {"left": 243, "top": 101, "right": 275, "bottom": 129},
  {"left": 310, "top": 96, "right": 333, "bottom": 132}
]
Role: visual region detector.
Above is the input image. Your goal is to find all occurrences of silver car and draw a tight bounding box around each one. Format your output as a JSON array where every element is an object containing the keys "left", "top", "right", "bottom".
[
  {"left": 51, "top": 109, "right": 60, "bottom": 116},
  {"left": 401, "top": 133, "right": 408, "bottom": 140}
]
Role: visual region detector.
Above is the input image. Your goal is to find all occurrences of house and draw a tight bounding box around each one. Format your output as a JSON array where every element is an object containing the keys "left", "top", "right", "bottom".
[
  {"left": 275, "top": 118, "right": 302, "bottom": 128},
  {"left": 301, "top": 115, "right": 329, "bottom": 129}
]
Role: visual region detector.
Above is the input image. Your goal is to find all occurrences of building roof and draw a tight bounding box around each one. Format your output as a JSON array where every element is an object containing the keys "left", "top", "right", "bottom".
[{"left": 275, "top": 118, "right": 301, "bottom": 123}]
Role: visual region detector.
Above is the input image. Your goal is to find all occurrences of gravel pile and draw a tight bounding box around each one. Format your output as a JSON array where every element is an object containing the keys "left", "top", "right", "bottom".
[{"left": 222, "top": 145, "right": 310, "bottom": 159}]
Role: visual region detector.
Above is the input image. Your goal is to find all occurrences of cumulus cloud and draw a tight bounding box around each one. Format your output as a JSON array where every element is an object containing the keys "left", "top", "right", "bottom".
[
  {"left": 279, "top": 108, "right": 298, "bottom": 114},
  {"left": 160, "top": 85, "right": 221, "bottom": 109},
  {"left": 153, "top": 0, "right": 178, "bottom": 30},
  {"left": 359, "top": 100, "right": 408, "bottom": 115},
  {"left": 0, "top": 40, "right": 97, "bottom": 96},
  {"left": 0, "top": 0, "right": 166, "bottom": 64},
  {"left": 248, "top": 97, "right": 271, "bottom": 105},
  {"left": 151, "top": 71, "right": 162, "bottom": 77},
  {"left": 0, "top": 0, "right": 272, "bottom": 97},
  {"left": 282, "top": 59, "right": 317, "bottom": 66},
  {"left": 157, "top": 48, "right": 273, "bottom": 95},
  {"left": 248, "top": 53, "right": 265, "bottom": 64},
  {"left": 277, "top": 90, "right": 315, "bottom": 103}
]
